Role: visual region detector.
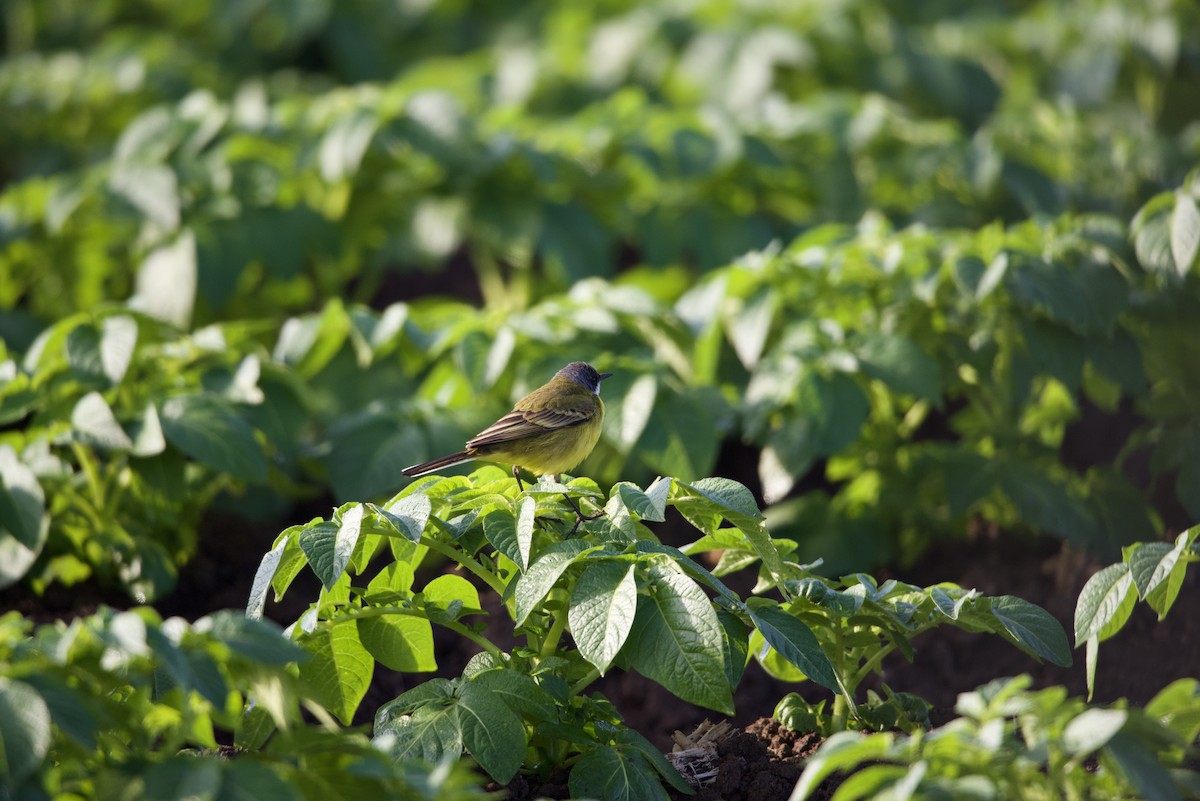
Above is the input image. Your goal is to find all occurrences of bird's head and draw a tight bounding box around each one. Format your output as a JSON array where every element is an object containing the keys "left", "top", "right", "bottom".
[{"left": 556, "top": 361, "right": 612, "bottom": 394}]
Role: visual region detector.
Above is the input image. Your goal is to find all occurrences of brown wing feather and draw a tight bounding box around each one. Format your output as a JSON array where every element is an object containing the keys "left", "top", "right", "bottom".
[{"left": 467, "top": 406, "right": 590, "bottom": 449}]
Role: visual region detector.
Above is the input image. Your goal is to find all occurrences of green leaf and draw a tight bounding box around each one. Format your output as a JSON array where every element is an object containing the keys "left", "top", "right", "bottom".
[
  {"left": 455, "top": 681, "right": 525, "bottom": 784},
  {"left": 377, "top": 493, "right": 431, "bottom": 542},
  {"left": 511, "top": 540, "right": 595, "bottom": 625},
  {"left": 471, "top": 669, "right": 556, "bottom": 723},
  {"left": 724, "top": 285, "right": 778, "bottom": 370},
  {"left": 299, "top": 621, "right": 374, "bottom": 725},
  {"left": 129, "top": 402, "right": 167, "bottom": 456},
  {"left": 988, "top": 595, "right": 1072, "bottom": 667},
  {"left": 246, "top": 540, "right": 285, "bottom": 619},
  {"left": 569, "top": 561, "right": 638, "bottom": 675},
  {"left": 357, "top": 614, "right": 435, "bottom": 673},
  {"left": 273, "top": 300, "right": 352, "bottom": 378},
  {"left": 569, "top": 745, "right": 670, "bottom": 801},
  {"left": 72, "top": 392, "right": 134, "bottom": 451},
  {"left": 130, "top": 231, "right": 196, "bottom": 328},
  {"left": 298, "top": 522, "right": 343, "bottom": 590},
  {"left": 326, "top": 414, "right": 421, "bottom": 500},
  {"left": 140, "top": 756, "right": 221, "bottom": 801},
  {"left": 1074, "top": 563, "right": 1135, "bottom": 644},
  {"left": 199, "top": 612, "right": 303, "bottom": 665},
  {"left": 159, "top": 393, "right": 267, "bottom": 483},
  {"left": 422, "top": 573, "right": 480, "bottom": 613},
  {"left": 615, "top": 481, "right": 668, "bottom": 523},
  {"left": 1171, "top": 192, "right": 1200, "bottom": 275},
  {"left": 624, "top": 563, "right": 733, "bottom": 714},
  {"left": 748, "top": 603, "right": 840, "bottom": 692},
  {"left": 0, "top": 447, "right": 48, "bottom": 589},
  {"left": 1128, "top": 533, "right": 1192, "bottom": 618},
  {"left": 1063, "top": 708, "right": 1127, "bottom": 755},
  {"left": 220, "top": 761, "right": 303, "bottom": 801},
  {"left": 375, "top": 680, "right": 462, "bottom": 762},
  {"left": 0, "top": 678, "right": 51, "bottom": 788},
  {"left": 484, "top": 509, "right": 527, "bottom": 572},
  {"left": 856, "top": 333, "right": 942, "bottom": 404},
  {"left": 614, "top": 373, "right": 658, "bottom": 452},
  {"left": 1105, "top": 730, "right": 1182, "bottom": 801},
  {"left": 790, "top": 731, "right": 896, "bottom": 801}
]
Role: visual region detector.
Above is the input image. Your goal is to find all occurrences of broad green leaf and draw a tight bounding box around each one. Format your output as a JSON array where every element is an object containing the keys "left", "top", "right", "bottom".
[
  {"left": 748, "top": 603, "right": 839, "bottom": 692},
  {"left": 273, "top": 300, "right": 352, "bottom": 378},
  {"left": 511, "top": 540, "right": 595, "bottom": 625},
  {"left": 139, "top": 756, "right": 221, "bottom": 801},
  {"left": 199, "top": 612, "right": 303, "bottom": 665},
  {"left": 568, "top": 745, "right": 670, "bottom": 801},
  {"left": 1132, "top": 193, "right": 1176, "bottom": 276},
  {"left": 724, "top": 284, "right": 777, "bottom": 369},
  {"left": 790, "top": 731, "right": 895, "bottom": 801},
  {"left": 299, "top": 522, "right": 344, "bottom": 590},
  {"left": 624, "top": 563, "right": 733, "bottom": 714},
  {"left": 99, "top": 315, "right": 138, "bottom": 384},
  {"left": 856, "top": 332, "right": 942, "bottom": 404},
  {"left": 269, "top": 528, "right": 309, "bottom": 601},
  {"left": 376, "top": 698, "right": 462, "bottom": 764},
  {"left": 130, "top": 232, "right": 196, "bottom": 328},
  {"left": 65, "top": 323, "right": 105, "bottom": 382},
  {"left": 422, "top": 573, "right": 480, "bottom": 613},
  {"left": 377, "top": 493, "right": 431, "bottom": 542},
  {"left": 569, "top": 561, "right": 637, "bottom": 675},
  {"left": 1074, "top": 563, "right": 1135, "bottom": 644},
  {"left": 1063, "top": 708, "right": 1127, "bottom": 755},
  {"left": 617, "top": 373, "right": 658, "bottom": 451},
  {"left": 159, "top": 393, "right": 267, "bottom": 483},
  {"left": 299, "top": 621, "right": 373, "bottom": 725},
  {"left": 471, "top": 669, "right": 556, "bottom": 722},
  {"left": 0, "top": 678, "right": 51, "bottom": 787},
  {"left": 615, "top": 482, "right": 667, "bottom": 523},
  {"left": 246, "top": 540, "right": 285, "bottom": 619},
  {"left": 1171, "top": 192, "right": 1200, "bottom": 275},
  {"left": 1105, "top": 730, "right": 1181, "bottom": 801},
  {"left": 0, "top": 447, "right": 48, "bottom": 589},
  {"left": 484, "top": 509, "right": 526, "bottom": 572},
  {"left": 358, "top": 614, "right": 435, "bottom": 672},
  {"left": 455, "top": 681, "right": 525, "bottom": 784},
  {"left": 514, "top": 495, "right": 536, "bottom": 571},
  {"left": 1128, "top": 531, "right": 1193, "bottom": 618},
  {"left": 129, "top": 403, "right": 167, "bottom": 456},
  {"left": 221, "top": 761, "right": 303, "bottom": 801},
  {"left": 637, "top": 389, "right": 719, "bottom": 480},
  {"left": 72, "top": 392, "right": 134, "bottom": 451},
  {"left": 988, "top": 596, "right": 1072, "bottom": 667}
]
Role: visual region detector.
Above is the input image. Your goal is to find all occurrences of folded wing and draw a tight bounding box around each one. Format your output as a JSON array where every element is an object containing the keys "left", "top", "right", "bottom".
[{"left": 467, "top": 406, "right": 590, "bottom": 449}]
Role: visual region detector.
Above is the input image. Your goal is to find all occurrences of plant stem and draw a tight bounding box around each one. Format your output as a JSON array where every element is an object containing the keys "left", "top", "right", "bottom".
[
  {"left": 71, "top": 442, "right": 105, "bottom": 508},
  {"left": 420, "top": 535, "right": 506, "bottom": 596},
  {"left": 539, "top": 597, "right": 569, "bottom": 659},
  {"left": 570, "top": 667, "right": 600, "bottom": 696}
]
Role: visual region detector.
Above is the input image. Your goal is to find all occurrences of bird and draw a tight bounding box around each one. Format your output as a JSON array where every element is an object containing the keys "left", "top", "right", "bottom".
[{"left": 403, "top": 361, "right": 612, "bottom": 529}]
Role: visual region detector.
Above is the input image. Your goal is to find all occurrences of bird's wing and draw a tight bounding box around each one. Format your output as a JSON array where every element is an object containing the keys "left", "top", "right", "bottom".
[{"left": 467, "top": 405, "right": 591, "bottom": 449}]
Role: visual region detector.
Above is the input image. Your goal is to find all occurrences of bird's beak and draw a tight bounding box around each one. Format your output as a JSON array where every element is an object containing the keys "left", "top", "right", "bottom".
[{"left": 598, "top": 372, "right": 613, "bottom": 381}]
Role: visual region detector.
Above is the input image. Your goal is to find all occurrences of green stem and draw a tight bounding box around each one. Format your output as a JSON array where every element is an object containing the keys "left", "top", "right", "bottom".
[
  {"left": 539, "top": 595, "right": 570, "bottom": 659},
  {"left": 570, "top": 667, "right": 600, "bottom": 697},
  {"left": 71, "top": 442, "right": 105, "bottom": 509},
  {"left": 420, "top": 535, "right": 506, "bottom": 596},
  {"left": 340, "top": 606, "right": 505, "bottom": 662},
  {"left": 851, "top": 642, "right": 896, "bottom": 690}
]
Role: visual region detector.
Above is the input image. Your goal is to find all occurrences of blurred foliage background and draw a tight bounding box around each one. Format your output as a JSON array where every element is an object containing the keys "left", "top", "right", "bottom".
[{"left": 2, "top": 0, "right": 1200, "bottom": 599}]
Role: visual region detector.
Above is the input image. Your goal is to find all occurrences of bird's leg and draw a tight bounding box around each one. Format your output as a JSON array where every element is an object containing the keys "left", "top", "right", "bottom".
[
  {"left": 512, "top": 465, "right": 525, "bottom": 493},
  {"left": 556, "top": 473, "right": 605, "bottom": 536}
]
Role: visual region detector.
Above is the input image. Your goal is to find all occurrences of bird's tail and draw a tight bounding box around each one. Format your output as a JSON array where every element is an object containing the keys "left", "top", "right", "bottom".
[{"left": 402, "top": 451, "right": 476, "bottom": 478}]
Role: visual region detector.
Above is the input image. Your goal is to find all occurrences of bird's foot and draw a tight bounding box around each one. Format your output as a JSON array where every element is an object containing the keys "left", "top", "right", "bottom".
[
  {"left": 563, "top": 493, "right": 606, "bottom": 537},
  {"left": 512, "top": 465, "right": 526, "bottom": 493}
]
